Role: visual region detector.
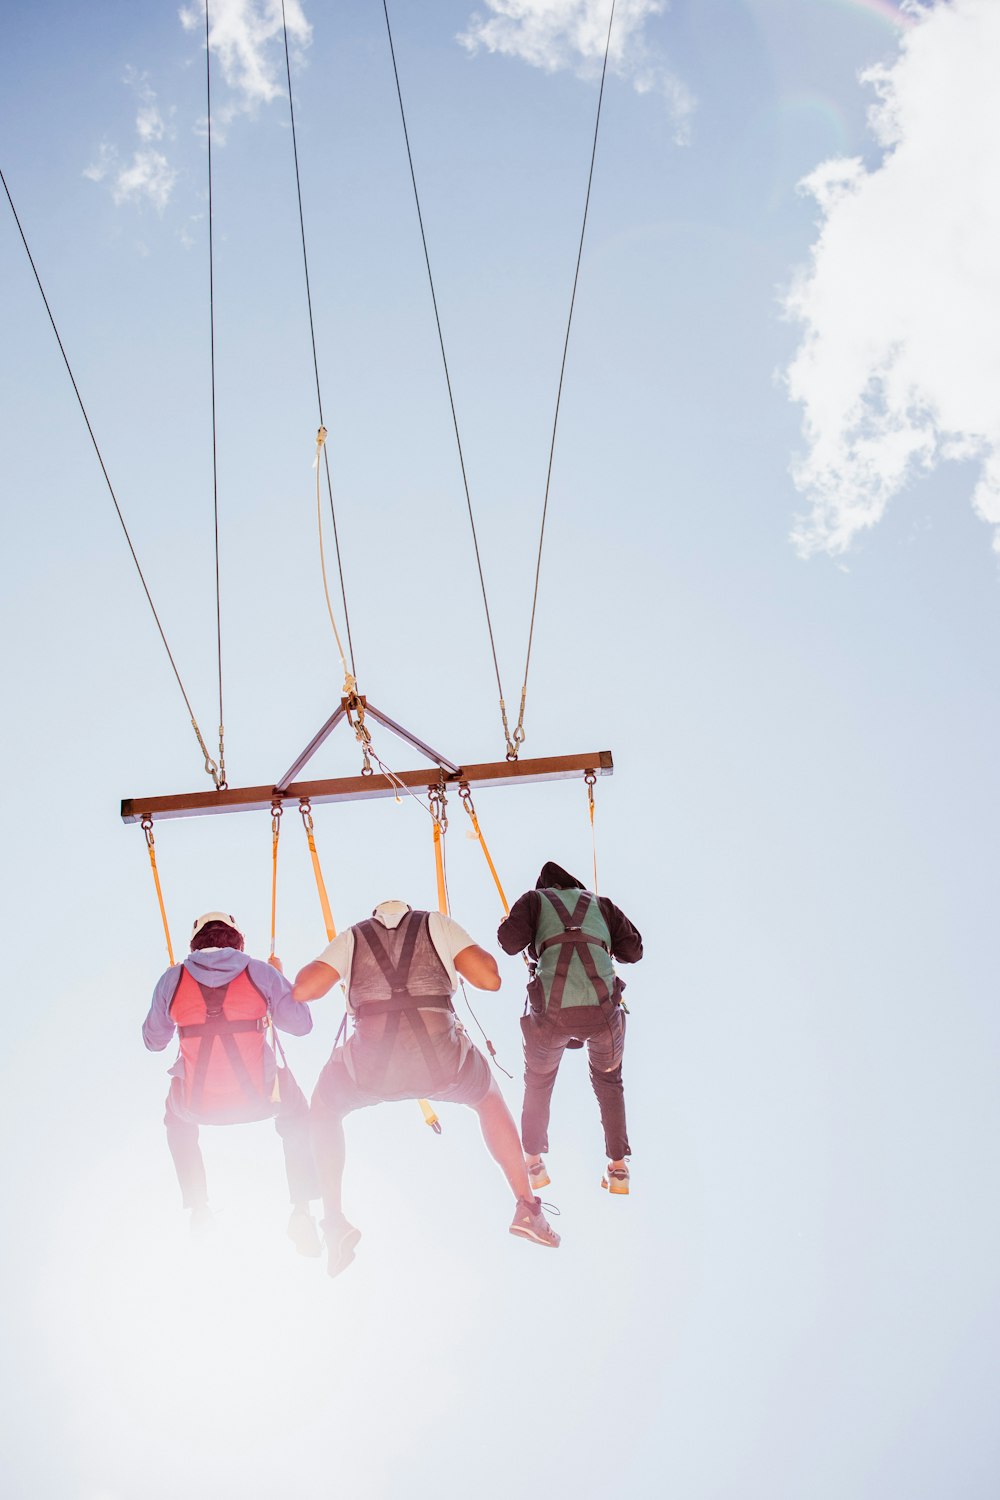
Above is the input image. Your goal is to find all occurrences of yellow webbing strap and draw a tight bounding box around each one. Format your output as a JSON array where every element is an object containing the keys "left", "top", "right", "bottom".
[
  {"left": 270, "top": 803, "right": 282, "bottom": 957},
  {"left": 432, "top": 819, "right": 448, "bottom": 918},
  {"left": 586, "top": 772, "right": 599, "bottom": 895},
  {"left": 462, "top": 800, "right": 510, "bottom": 915},
  {"left": 300, "top": 802, "right": 336, "bottom": 941},
  {"left": 142, "top": 818, "right": 175, "bottom": 966}
]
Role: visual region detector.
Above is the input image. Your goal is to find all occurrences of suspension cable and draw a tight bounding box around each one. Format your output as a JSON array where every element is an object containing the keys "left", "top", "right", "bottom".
[
  {"left": 204, "top": 0, "right": 227, "bottom": 786},
  {"left": 1, "top": 167, "right": 222, "bottom": 787},
  {"left": 280, "top": 0, "right": 358, "bottom": 678},
  {"left": 315, "top": 427, "right": 355, "bottom": 691},
  {"left": 514, "top": 0, "right": 618, "bottom": 750},
  {"left": 380, "top": 0, "right": 515, "bottom": 756}
]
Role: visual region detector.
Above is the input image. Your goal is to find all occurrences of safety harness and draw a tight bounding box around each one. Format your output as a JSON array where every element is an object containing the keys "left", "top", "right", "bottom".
[
  {"left": 532, "top": 889, "right": 617, "bottom": 1012},
  {"left": 350, "top": 912, "right": 456, "bottom": 1093},
  {"left": 169, "top": 965, "right": 276, "bottom": 1122}
]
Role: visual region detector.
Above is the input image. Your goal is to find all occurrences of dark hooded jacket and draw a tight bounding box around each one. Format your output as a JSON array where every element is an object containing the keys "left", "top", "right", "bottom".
[{"left": 497, "top": 863, "right": 643, "bottom": 967}]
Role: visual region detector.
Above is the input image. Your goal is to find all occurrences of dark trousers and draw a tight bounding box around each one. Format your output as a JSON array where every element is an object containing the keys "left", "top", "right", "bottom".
[
  {"left": 521, "top": 1004, "right": 630, "bottom": 1160},
  {"left": 164, "top": 1069, "right": 320, "bottom": 1210}
]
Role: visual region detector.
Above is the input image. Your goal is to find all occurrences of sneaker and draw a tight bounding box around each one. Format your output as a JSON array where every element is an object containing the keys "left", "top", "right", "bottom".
[
  {"left": 287, "top": 1208, "right": 323, "bottom": 1258},
  {"left": 323, "top": 1215, "right": 362, "bottom": 1279},
  {"left": 601, "top": 1164, "right": 630, "bottom": 1195},
  {"left": 509, "top": 1196, "right": 560, "bottom": 1248},
  {"left": 527, "top": 1157, "right": 551, "bottom": 1191},
  {"left": 189, "top": 1204, "right": 217, "bottom": 1241}
]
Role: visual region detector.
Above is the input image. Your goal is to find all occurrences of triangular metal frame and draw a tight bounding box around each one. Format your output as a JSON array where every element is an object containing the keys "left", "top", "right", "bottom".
[{"left": 121, "top": 692, "right": 612, "bottom": 823}]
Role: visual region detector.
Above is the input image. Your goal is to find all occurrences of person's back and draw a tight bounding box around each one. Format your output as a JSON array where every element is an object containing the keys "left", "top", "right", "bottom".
[
  {"left": 294, "top": 899, "right": 561, "bottom": 1275},
  {"left": 531, "top": 883, "right": 619, "bottom": 1011},
  {"left": 143, "top": 911, "right": 320, "bottom": 1251},
  {"left": 498, "top": 862, "right": 642, "bottom": 1195}
]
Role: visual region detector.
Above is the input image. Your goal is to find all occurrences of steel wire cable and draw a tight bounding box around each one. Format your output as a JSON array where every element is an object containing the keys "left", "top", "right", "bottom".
[
  {"left": 515, "top": 0, "right": 618, "bottom": 745},
  {"left": 380, "top": 0, "right": 617, "bottom": 756},
  {"left": 280, "top": 0, "right": 357, "bottom": 677},
  {"left": 1, "top": 165, "right": 221, "bottom": 785},
  {"left": 380, "top": 0, "right": 513, "bottom": 750},
  {"left": 204, "top": 0, "right": 227, "bottom": 784}
]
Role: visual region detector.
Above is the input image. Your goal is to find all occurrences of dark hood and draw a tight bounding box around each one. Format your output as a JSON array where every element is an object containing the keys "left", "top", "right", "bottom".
[{"left": 536, "top": 861, "right": 585, "bottom": 891}]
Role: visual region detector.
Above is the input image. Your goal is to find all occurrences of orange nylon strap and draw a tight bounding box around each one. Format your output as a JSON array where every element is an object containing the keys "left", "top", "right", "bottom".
[
  {"left": 432, "top": 820, "right": 448, "bottom": 916},
  {"left": 270, "top": 802, "right": 282, "bottom": 957},
  {"left": 299, "top": 800, "right": 336, "bottom": 941},
  {"left": 141, "top": 818, "right": 175, "bottom": 966},
  {"left": 458, "top": 785, "right": 509, "bottom": 915}
]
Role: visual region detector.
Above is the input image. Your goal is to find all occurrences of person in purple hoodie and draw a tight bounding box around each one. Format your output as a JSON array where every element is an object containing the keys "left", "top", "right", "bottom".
[{"left": 143, "top": 910, "right": 321, "bottom": 1251}]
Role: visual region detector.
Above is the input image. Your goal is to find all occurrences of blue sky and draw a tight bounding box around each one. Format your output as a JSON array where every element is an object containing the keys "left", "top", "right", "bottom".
[{"left": 2, "top": 2, "right": 999, "bottom": 1497}]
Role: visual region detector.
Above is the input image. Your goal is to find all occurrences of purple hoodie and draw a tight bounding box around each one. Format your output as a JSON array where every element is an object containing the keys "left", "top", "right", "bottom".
[{"left": 142, "top": 948, "right": 312, "bottom": 1085}]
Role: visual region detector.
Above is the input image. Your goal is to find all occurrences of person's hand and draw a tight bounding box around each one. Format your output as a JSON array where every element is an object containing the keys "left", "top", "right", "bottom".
[{"left": 268, "top": 954, "right": 284, "bottom": 974}]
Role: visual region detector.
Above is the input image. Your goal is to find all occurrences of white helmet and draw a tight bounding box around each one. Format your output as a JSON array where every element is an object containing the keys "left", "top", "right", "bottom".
[{"left": 191, "top": 910, "right": 244, "bottom": 941}]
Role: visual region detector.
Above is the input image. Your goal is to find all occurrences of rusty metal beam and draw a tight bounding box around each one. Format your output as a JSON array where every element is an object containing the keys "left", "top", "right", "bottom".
[{"left": 121, "top": 750, "right": 613, "bottom": 824}]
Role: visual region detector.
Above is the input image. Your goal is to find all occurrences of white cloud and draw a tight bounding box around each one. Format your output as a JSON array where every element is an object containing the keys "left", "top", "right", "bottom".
[
  {"left": 458, "top": 0, "right": 694, "bottom": 138},
  {"left": 784, "top": 0, "right": 1000, "bottom": 555},
  {"left": 85, "top": 70, "right": 176, "bottom": 211},
  {"left": 84, "top": 143, "right": 178, "bottom": 212},
  {"left": 179, "top": 0, "right": 311, "bottom": 118}
]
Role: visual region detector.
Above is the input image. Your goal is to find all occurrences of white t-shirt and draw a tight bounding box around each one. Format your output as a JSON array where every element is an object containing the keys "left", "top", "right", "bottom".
[{"left": 314, "top": 901, "right": 476, "bottom": 1004}]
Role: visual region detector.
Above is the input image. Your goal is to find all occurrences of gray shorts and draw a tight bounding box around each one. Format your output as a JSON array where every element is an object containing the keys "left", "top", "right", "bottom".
[{"left": 311, "top": 1021, "right": 493, "bottom": 1117}]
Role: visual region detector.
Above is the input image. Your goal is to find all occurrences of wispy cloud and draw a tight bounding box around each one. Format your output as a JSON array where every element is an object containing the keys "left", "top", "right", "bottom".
[
  {"left": 179, "top": 0, "right": 311, "bottom": 122},
  {"left": 784, "top": 0, "right": 1000, "bottom": 555},
  {"left": 84, "top": 69, "right": 177, "bottom": 210},
  {"left": 458, "top": 0, "right": 694, "bottom": 139}
]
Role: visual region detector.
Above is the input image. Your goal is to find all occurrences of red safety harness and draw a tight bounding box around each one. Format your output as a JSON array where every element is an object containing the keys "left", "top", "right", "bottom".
[{"left": 169, "top": 965, "right": 275, "bottom": 1122}]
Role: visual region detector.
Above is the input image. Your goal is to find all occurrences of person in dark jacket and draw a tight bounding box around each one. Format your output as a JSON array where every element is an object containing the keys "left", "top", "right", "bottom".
[
  {"left": 143, "top": 910, "right": 321, "bottom": 1252},
  {"left": 497, "top": 862, "right": 643, "bottom": 1195},
  {"left": 293, "top": 899, "right": 560, "bottom": 1276}
]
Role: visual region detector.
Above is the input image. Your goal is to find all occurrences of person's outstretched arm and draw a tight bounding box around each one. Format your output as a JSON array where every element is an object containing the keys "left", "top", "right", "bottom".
[
  {"left": 454, "top": 944, "right": 501, "bottom": 991},
  {"left": 249, "top": 957, "right": 313, "bottom": 1033},
  {"left": 292, "top": 960, "right": 341, "bottom": 1002}
]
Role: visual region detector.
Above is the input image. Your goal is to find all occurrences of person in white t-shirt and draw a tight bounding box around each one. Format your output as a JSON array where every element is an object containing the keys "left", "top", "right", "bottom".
[{"left": 293, "top": 899, "right": 560, "bottom": 1275}]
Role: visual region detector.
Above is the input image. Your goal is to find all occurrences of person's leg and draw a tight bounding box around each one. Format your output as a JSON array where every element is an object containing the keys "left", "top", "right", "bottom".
[
  {"left": 466, "top": 1075, "right": 560, "bottom": 1248},
  {"left": 585, "top": 1009, "right": 631, "bottom": 1161},
  {"left": 520, "top": 1013, "right": 569, "bottom": 1159},
  {"left": 274, "top": 1069, "right": 323, "bottom": 1256},
  {"left": 274, "top": 1069, "right": 321, "bottom": 1208},
  {"left": 310, "top": 1060, "right": 356, "bottom": 1224},
  {"left": 471, "top": 1077, "right": 536, "bottom": 1201},
  {"left": 164, "top": 1088, "right": 208, "bottom": 1210}
]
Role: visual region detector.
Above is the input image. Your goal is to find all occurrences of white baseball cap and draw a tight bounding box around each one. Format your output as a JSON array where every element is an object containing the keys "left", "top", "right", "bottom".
[{"left": 191, "top": 910, "right": 244, "bottom": 940}]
